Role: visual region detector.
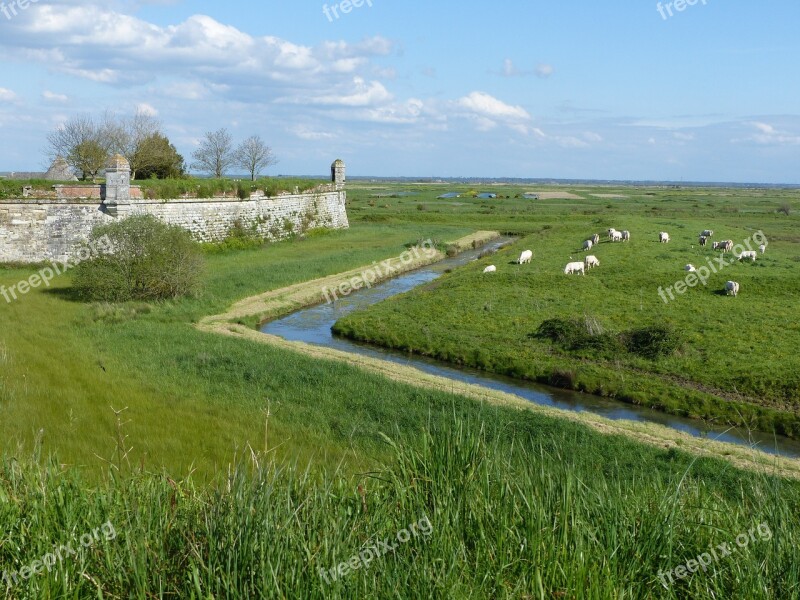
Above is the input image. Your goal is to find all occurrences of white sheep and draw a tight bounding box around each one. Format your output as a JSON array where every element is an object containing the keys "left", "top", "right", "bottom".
[
  {"left": 591, "top": 233, "right": 600, "bottom": 245},
  {"left": 759, "top": 244, "right": 766, "bottom": 254},
  {"left": 483, "top": 265, "right": 497, "bottom": 273},
  {"left": 738, "top": 251, "right": 757, "bottom": 262},
  {"left": 621, "top": 230, "right": 631, "bottom": 242},
  {"left": 612, "top": 231, "right": 623, "bottom": 242},
  {"left": 684, "top": 264, "right": 696, "bottom": 272},
  {"left": 564, "top": 262, "right": 586, "bottom": 275},
  {"left": 701, "top": 229, "right": 714, "bottom": 237},
  {"left": 607, "top": 228, "right": 617, "bottom": 239},
  {"left": 585, "top": 255, "right": 600, "bottom": 269},
  {"left": 725, "top": 281, "right": 740, "bottom": 296},
  {"left": 659, "top": 232, "right": 670, "bottom": 243},
  {"left": 582, "top": 240, "right": 593, "bottom": 251},
  {"left": 518, "top": 250, "right": 533, "bottom": 264}
]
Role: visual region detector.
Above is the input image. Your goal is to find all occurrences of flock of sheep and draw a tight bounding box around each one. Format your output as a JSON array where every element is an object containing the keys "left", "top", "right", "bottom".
[{"left": 482, "top": 227, "right": 767, "bottom": 297}]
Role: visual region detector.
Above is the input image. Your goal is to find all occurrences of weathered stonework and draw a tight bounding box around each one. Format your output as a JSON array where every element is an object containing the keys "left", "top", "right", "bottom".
[{"left": 0, "top": 161, "right": 348, "bottom": 264}]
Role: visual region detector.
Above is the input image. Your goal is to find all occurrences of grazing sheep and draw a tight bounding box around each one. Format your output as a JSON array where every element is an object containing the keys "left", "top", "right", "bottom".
[
  {"left": 713, "top": 240, "right": 733, "bottom": 252},
  {"left": 738, "top": 251, "right": 757, "bottom": 262},
  {"left": 612, "top": 231, "right": 623, "bottom": 242},
  {"left": 759, "top": 244, "right": 766, "bottom": 254},
  {"left": 483, "top": 265, "right": 497, "bottom": 273},
  {"left": 659, "top": 232, "right": 670, "bottom": 243},
  {"left": 591, "top": 233, "right": 600, "bottom": 245},
  {"left": 607, "top": 228, "right": 618, "bottom": 240},
  {"left": 725, "top": 281, "right": 740, "bottom": 296},
  {"left": 582, "top": 240, "right": 593, "bottom": 251},
  {"left": 585, "top": 255, "right": 600, "bottom": 269},
  {"left": 564, "top": 261, "right": 586, "bottom": 275},
  {"left": 699, "top": 235, "right": 708, "bottom": 246},
  {"left": 518, "top": 249, "right": 533, "bottom": 264},
  {"left": 621, "top": 230, "right": 631, "bottom": 242},
  {"left": 685, "top": 264, "right": 696, "bottom": 272},
  {"left": 701, "top": 229, "right": 714, "bottom": 237}
]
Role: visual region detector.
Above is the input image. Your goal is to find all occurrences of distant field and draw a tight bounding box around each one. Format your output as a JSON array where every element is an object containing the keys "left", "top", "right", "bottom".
[{"left": 336, "top": 183, "right": 800, "bottom": 436}]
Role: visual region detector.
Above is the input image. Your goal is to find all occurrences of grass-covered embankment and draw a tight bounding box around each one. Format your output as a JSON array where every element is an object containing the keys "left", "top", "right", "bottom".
[{"left": 3, "top": 411, "right": 800, "bottom": 598}]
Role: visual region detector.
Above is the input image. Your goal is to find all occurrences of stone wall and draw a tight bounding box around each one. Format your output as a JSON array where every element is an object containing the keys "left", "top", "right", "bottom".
[{"left": 0, "top": 189, "right": 348, "bottom": 264}]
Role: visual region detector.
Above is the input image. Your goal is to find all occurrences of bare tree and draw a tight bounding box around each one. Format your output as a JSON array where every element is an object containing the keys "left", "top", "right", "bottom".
[
  {"left": 46, "top": 114, "right": 110, "bottom": 181},
  {"left": 233, "top": 135, "right": 278, "bottom": 181},
  {"left": 101, "top": 110, "right": 162, "bottom": 180},
  {"left": 191, "top": 128, "right": 234, "bottom": 178}
]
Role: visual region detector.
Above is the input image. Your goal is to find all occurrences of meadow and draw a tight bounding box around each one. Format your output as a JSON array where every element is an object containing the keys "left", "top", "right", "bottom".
[
  {"left": 1, "top": 181, "right": 799, "bottom": 597},
  {"left": 336, "top": 183, "right": 800, "bottom": 437}
]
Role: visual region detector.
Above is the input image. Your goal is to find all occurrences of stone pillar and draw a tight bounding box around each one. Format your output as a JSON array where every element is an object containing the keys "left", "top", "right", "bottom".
[
  {"left": 331, "top": 159, "right": 345, "bottom": 189},
  {"left": 103, "top": 154, "right": 131, "bottom": 217}
]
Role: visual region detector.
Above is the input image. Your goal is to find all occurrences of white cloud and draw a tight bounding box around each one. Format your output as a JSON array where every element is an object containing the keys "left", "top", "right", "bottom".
[
  {"left": 136, "top": 102, "right": 158, "bottom": 116},
  {"left": 457, "top": 92, "right": 531, "bottom": 123},
  {"left": 747, "top": 121, "right": 800, "bottom": 145},
  {"left": 0, "top": 88, "right": 17, "bottom": 102},
  {"left": 283, "top": 77, "right": 393, "bottom": 107},
  {"left": 535, "top": 63, "right": 555, "bottom": 78},
  {"left": 42, "top": 90, "right": 69, "bottom": 102}
]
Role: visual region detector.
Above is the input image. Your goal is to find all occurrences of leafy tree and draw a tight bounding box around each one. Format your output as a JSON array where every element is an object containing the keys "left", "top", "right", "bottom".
[
  {"left": 73, "top": 214, "right": 204, "bottom": 302},
  {"left": 134, "top": 133, "right": 186, "bottom": 179},
  {"left": 234, "top": 135, "right": 278, "bottom": 181},
  {"left": 191, "top": 128, "right": 234, "bottom": 178},
  {"left": 72, "top": 139, "right": 109, "bottom": 182}
]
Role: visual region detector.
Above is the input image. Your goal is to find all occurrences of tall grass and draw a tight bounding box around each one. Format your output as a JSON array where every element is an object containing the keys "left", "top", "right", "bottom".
[{"left": 1, "top": 415, "right": 798, "bottom": 598}]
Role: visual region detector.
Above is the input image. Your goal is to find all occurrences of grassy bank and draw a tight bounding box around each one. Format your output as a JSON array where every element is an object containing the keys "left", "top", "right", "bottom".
[{"left": 2, "top": 413, "right": 799, "bottom": 598}]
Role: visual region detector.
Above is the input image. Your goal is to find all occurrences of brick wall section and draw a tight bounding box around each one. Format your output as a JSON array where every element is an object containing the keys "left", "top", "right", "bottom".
[
  {"left": 0, "top": 190, "right": 349, "bottom": 263},
  {"left": 52, "top": 185, "right": 144, "bottom": 200}
]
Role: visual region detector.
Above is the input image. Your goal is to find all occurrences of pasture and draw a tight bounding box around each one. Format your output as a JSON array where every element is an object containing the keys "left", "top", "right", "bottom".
[
  {"left": 1, "top": 181, "right": 799, "bottom": 597},
  {"left": 338, "top": 183, "right": 800, "bottom": 436}
]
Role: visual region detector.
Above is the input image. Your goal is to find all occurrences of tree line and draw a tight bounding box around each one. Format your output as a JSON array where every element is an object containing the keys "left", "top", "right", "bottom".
[{"left": 46, "top": 112, "right": 277, "bottom": 182}]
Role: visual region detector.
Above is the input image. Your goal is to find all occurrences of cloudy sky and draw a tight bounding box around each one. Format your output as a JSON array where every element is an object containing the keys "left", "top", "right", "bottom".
[{"left": 0, "top": 0, "right": 798, "bottom": 182}]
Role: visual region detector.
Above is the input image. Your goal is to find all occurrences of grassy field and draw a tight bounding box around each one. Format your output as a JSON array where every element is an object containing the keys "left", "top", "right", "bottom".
[
  {"left": 335, "top": 183, "right": 800, "bottom": 437},
  {"left": 1, "top": 182, "right": 799, "bottom": 597}
]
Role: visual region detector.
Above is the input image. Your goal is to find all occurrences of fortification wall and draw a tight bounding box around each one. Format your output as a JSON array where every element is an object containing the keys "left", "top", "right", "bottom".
[{"left": 0, "top": 190, "right": 348, "bottom": 264}]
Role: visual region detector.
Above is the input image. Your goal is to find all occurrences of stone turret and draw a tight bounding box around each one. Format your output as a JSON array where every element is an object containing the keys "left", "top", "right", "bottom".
[
  {"left": 103, "top": 154, "right": 131, "bottom": 216},
  {"left": 331, "top": 159, "right": 345, "bottom": 189}
]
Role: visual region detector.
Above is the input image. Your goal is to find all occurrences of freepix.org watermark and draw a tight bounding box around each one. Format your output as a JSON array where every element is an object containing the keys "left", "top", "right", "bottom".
[
  {"left": 658, "top": 522, "right": 772, "bottom": 587},
  {"left": 657, "top": 230, "right": 766, "bottom": 304},
  {"left": 2, "top": 521, "right": 117, "bottom": 589},
  {"left": 657, "top": 0, "right": 707, "bottom": 20},
  {"left": 322, "top": 0, "right": 373, "bottom": 22},
  {"left": 1, "top": 0, "right": 40, "bottom": 21},
  {"left": 318, "top": 515, "right": 432, "bottom": 584},
  {"left": 321, "top": 240, "right": 437, "bottom": 304},
  {"left": 1, "top": 235, "right": 112, "bottom": 304}
]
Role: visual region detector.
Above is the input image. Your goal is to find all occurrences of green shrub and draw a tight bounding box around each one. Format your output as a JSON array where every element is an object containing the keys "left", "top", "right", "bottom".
[
  {"left": 73, "top": 214, "right": 204, "bottom": 302},
  {"left": 622, "top": 325, "right": 683, "bottom": 360}
]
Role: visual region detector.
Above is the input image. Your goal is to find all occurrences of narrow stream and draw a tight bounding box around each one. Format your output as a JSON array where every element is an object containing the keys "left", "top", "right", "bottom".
[{"left": 261, "top": 239, "right": 800, "bottom": 459}]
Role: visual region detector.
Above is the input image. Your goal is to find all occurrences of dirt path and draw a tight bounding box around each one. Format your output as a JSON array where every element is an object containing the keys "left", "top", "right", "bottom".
[{"left": 197, "top": 232, "right": 800, "bottom": 481}]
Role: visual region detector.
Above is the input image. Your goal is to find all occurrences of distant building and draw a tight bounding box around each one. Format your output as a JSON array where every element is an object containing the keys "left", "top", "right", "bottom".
[
  {"left": 44, "top": 156, "right": 78, "bottom": 181},
  {"left": 1, "top": 156, "right": 78, "bottom": 181}
]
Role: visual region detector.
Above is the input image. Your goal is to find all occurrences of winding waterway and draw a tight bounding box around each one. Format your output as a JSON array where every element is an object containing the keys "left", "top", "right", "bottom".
[{"left": 261, "top": 239, "right": 800, "bottom": 459}]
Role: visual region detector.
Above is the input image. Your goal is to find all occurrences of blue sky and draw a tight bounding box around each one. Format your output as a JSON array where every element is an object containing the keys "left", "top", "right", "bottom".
[{"left": 0, "top": 0, "right": 798, "bottom": 182}]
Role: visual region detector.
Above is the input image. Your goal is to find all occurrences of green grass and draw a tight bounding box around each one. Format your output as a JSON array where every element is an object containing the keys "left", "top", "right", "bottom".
[
  {"left": 334, "top": 184, "right": 800, "bottom": 436},
  {"left": 2, "top": 182, "right": 800, "bottom": 597},
  {"left": 2, "top": 412, "right": 799, "bottom": 598}
]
